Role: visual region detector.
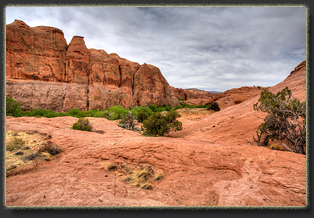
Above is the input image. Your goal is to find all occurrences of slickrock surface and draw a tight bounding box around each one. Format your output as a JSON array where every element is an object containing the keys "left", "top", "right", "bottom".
[{"left": 5, "top": 61, "right": 307, "bottom": 207}]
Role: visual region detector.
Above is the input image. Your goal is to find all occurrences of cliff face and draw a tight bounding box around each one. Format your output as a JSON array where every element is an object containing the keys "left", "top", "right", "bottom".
[{"left": 6, "top": 20, "right": 179, "bottom": 112}]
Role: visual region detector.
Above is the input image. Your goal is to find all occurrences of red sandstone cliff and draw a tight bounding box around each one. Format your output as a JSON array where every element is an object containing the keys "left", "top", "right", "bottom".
[{"left": 6, "top": 20, "right": 179, "bottom": 111}]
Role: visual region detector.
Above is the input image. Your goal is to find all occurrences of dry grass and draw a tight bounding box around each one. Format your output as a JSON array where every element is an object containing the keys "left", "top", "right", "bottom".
[
  {"left": 101, "top": 162, "right": 117, "bottom": 171},
  {"left": 100, "top": 162, "right": 164, "bottom": 190},
  {"left": 6, "top": 130, "right": 61, "bottom": 176},
  {"left": 268, "top": 144, "right": 282, "bottom": 151}
]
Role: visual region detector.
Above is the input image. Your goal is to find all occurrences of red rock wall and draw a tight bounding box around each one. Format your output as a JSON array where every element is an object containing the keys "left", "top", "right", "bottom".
[{"left": 6, "top": 20, "right": 179, "bottom": 111}]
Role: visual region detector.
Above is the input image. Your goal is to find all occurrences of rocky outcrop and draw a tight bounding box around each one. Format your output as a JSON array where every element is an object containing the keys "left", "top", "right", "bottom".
[
  {"left": 6, "top": 20, "right": 67, "bottom": 82},
  {"left": 171, "top": 87, "right": 215, "bottom": 101},
  {"left": 6, "top": 20, "right": 179, "bottom": 111},
  {"left": 210, "top": 86, "right": 266, "bottom": 109}
]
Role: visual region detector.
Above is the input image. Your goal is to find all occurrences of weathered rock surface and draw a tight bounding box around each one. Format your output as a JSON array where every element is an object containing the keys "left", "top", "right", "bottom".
[
  {"left": 6, "top": 20, "right": 67, "bottom": 82},
  {"left": 5, "top": 61, "right": 307, "bottom": 207},
  {"left": 6, "top": 20, "right": 179, "bottom": 111},
  {"left": 170, "top": 61, "right": 307, "bottom": 145},
  {"left": 171, "top": 87, "right": 215, "bottom": 102},
  {"left": 210, "top": 86, "right": 266, "bottom": 110}
]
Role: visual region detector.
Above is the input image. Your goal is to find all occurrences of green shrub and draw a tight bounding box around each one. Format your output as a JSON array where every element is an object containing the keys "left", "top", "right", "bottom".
[
  {"left": 137, "top": 111, "right": 149, "bottom": 123},
  {"left": 154, "top": 106, "right": 167, "bottom": 112},
  {"left": 65, "top": 108, "right": 83, "bottom": 118},
  {"left": 173, "top": 104, "right": 183, "bottom": 110},
  {"left": 131, "top": 105, "right": 153, "bottom": 119},
  {"left": 85, "top": 109, "right": 99, "bottom": 117},
  {"left": 149, "top": 104, "right": 157, "bottom": 112},
  {"left": 142, "top": 111, "right": 182, "bottom": 136},
  {"left": 106, "top": 111, "right": 119, "bottom": 120},
  {"left": 207, "top": 102, "right": 220, "bottom": 111},
  {"left": 6, "top": 97, "right": 21, "bottom": 117},
  {"left": 72, "top": 118, "right": 93, "bottom": 131},
  {"left": 107, "top": 105, "right": 129, "bottom": 119},
  {"left": 93, "top": 110, "right": 108, "bottom": 118},
  {"left": 179, "top": 102, "right": 187, "bottom": 107}
]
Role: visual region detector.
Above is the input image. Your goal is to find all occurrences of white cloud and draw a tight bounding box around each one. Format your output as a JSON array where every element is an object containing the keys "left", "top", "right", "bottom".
[{"left": 6, "top": 6, "right": 306, "bottom": 92}]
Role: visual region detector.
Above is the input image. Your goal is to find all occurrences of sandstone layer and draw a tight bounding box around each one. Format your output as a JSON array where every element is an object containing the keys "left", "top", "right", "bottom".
[{"left": 6, "top": 20, "right": 178, "bottom": 111}]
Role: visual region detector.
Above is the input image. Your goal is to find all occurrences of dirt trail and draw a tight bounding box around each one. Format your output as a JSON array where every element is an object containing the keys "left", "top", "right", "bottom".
[{"left": 5, "top": 61, "right": 307, "bottom": 207}]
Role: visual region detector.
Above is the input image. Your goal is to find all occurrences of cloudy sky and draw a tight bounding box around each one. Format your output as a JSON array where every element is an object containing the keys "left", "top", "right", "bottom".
[{"left": 6, "top": 6, "right": 306, "bottom": 92}]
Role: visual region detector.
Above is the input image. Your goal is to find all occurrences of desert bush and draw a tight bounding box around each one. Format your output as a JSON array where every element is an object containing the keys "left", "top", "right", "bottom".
[
  {"left": 179, "top": 101, "right": 187, "bottom": 107},
  {"left": 106, "top": 111, "right": 119, "bottom": 120},
  {"left": 6, "top": 137, "right": 26, "bottom": 151},
  {"left": 118, "top": 112, "right": 136, "bottom": 130},
  {"left": 207, "top": 102, "right": 220, "bottom": 111},
  {"left": 72, "top": 118, "right": 93, "bottom": 131},
  {"left": 149, "top": 104, "right": 157, "bottom": 112},
  {"left": 131, "top": 105, "right": 153, "bottom": 119},
  {"left": 6, "top": 97, "right": 21, "bottom": 117},
  {"left": 65, "top": 108, "right": 83, "bottom": 118},
  {"left": 84, "top": 109, "right": 98, "bottom": 117},
  {"left": 39, "top": 143, "right": 62, "bottom": 156},
  {"left": 93, "top": 110, "right": 108, "bottom": 118},
  {"left": 22, "top": 151, "right": 39, "bottom": 161},
  {"left": 253, "top": 87, "right": 306, "bottom": 154},
  {"left": 137, "top": 111, "right": 149, "bottom": 123},
  {"left": 107, "top": 105, "right": 129, "bottom": 119},
  {"left": 173, "top": 104, "right": 183, "bottom": 110},
  {"left": 142, "top": 111, "right": 182, "bottom": 136}
]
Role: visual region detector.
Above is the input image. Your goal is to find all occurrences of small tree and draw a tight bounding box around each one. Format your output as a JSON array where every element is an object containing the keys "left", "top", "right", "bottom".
[
  {"left": 253, "top": 87, "right": 306, "bottom": 154},
  {"left": 142, "top": 111, "right": 182, "bottom": 136},
  {"left": 72, "top": 118, "right": 93, "bottom": 131}
]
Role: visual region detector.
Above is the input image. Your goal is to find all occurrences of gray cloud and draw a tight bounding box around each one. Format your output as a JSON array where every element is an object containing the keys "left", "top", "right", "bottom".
[{"left": 6, "top": 6, "right": 306, "bottom": 92}]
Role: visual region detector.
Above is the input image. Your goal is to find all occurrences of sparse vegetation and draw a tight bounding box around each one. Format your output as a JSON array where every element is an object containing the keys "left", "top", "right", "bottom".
[
  {"left": 6, "top": 137, "right": 26, "bottom": 151},
  {"left": 6, "top": 98, "right": 214, "bottom": 127},
  {"left": 39, "top": 142, "right": 62, "bottom": 156},
  {"left": 101, "top": 162, "right": 164, "bottom": 190},
  {"left": 6, "top": 130, "right": 62, "bottom": 175},
  {"left": 253, "top": 87, "right": 306, "bottom": 154},
  {"left": 72, "top": 118, "right": 93, "bottom": 131},
  {"left": 268, "top": 144, "right": 282, "bottom": 151},
  {"left": 142, "top": 110, "right": 182, "bottom": 136},
  {"left": 118, "top": 112, "right": 136, "bottom": 130}
]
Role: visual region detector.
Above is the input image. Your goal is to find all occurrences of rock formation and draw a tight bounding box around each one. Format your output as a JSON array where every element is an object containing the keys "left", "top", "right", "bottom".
[
  {"left": 6, "top": 20, "right": 179, "bottom": 112},
  {"left": 209, "top": 86, "right": 266, "bottom": 109},
  {"left": 171, "top": 87, "right": 215, "bottom": 101}
]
